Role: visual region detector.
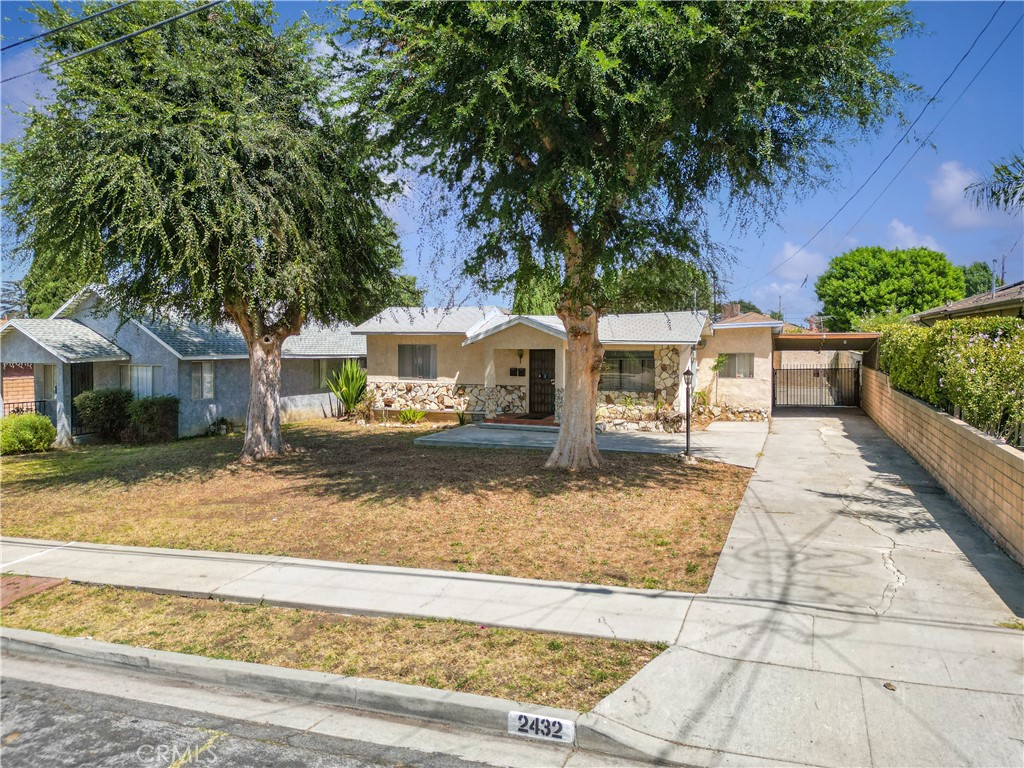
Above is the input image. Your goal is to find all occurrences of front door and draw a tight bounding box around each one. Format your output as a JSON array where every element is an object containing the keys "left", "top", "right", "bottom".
[
  {"left": 69, "top": 363, "right": 94, "bottom": 435},
  {"left": 529, "top": 349, "right": 556, "bottom": 416}
]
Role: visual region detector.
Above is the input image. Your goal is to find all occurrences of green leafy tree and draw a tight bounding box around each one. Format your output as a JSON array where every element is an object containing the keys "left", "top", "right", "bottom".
[
  {"left": 966, "top": 150, "right": 1023, "bottom": 214},
  {"left": 21, "top": 248, "right": 103, "bottom": 318},
  {"left": 4, "top": 1, "right": 409, "bottom": 462},
  {"left": 341, "top": 1, "right": 915, "bottom": 468},
  {"left": 815, "top": 247, "right": 965, "bottom": 331},
  {"left": 0, "top": 280, "right": 28, "bottom": 319},
  {"left": 735, "top": 300, "right": 764, "bottom": 315},
  {"left": 957, "top": 260, "right": 1003, "bottom": 297}
]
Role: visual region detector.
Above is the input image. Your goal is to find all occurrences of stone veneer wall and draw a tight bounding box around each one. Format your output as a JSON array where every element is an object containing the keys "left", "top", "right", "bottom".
[
  {"left": 654, "top": 345, "right": 680, "bottom": 406},
  {"left": 367, "top": 381, "right": 525, "bottom": 418},
  {"left": 862, "top": 367, "right": 1024, "bottom": 566}
]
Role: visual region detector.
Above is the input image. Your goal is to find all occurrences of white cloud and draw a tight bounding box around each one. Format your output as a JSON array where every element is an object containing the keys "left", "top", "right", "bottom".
[
  {"left": 768, "top": 240, "right": 825, "bottom": 284},
  {"left": 927, "top": 160, "right": 1016, "bottom": 231},
  {"left": 886, "top": 219, "right": 942, "bottom": 251}
]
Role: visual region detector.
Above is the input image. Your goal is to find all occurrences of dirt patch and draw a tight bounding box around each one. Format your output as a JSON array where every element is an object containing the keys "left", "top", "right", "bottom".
[
  {"left": 0, "top": 583, "right": 664, "bottom": 711},
  {"left": 1, "top": 421, "right": 752, "bottom": 591},
  {"left": 0, "top": 576, "right": 63, "bottom": 608}
]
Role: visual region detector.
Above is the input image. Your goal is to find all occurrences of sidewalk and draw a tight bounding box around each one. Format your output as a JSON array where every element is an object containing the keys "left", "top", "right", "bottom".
[
  {"left": 0, "top": 538, "right": 692, "bottom": 644},
  {"left": 2, "top": 410, "right": 1021, "bottom": 766}
]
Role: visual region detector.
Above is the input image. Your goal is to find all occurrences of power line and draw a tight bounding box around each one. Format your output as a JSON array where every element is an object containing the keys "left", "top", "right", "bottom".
[
  {"left": 1, "top": 0, "right": 225, "bottom": 84},
  {"left": 834, "top": 14, "right": 1023, "bottom": 246},
  {"left": 733, "top": 1, "right": 1007, "bottom": 295},
  {"left": 1, "top": 2, "right": 137, "bottom": 53}
]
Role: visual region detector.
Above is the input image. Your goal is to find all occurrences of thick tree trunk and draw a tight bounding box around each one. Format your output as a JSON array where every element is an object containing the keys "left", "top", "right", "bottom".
[
  {"left": 240, "top": 333, "right": 286, "bottom": 463},
  {"left": 546, "top": 308, "right": 604, "bottom": 470}
]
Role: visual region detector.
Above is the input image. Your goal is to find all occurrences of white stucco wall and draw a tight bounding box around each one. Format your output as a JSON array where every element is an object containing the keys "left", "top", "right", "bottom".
[{"left": 696, "top": 326, "right": 774, "bottom": 411}]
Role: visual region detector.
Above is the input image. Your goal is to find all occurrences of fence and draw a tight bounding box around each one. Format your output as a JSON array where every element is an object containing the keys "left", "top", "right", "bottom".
[{"left": 2, "top": 400, "right": 48, "bottom": 418}]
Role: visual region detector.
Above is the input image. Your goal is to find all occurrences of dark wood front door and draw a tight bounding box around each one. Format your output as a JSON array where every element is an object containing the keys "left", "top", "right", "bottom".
[
  {"left": 529, "top": 349, "right": 556, "bottom": 416},
  {"left": 70, "top": 363, "right": 94, "bottom": 434}
]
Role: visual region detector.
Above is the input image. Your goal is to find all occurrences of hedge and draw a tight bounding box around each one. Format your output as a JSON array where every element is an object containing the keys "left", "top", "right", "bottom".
[
  {"left": 878, "top": 317, "right": 1024, "bottom": 444},
  {"left": 126, "top": 396, "right": 179, "bottom": 443},
  {"left": 0, "top": 413, "right": 57, "bottom": 454},
  {"left": 73, "top": 388, "right": 134, "bottom": 440}
]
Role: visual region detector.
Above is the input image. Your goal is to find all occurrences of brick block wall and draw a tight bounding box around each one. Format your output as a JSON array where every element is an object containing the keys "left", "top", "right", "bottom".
[
  {"left": 2, "top": 365, "right": 36, "bottom": 404},
  {"left": 861, "top": 367, "right": 1024, "bottom": 565}
]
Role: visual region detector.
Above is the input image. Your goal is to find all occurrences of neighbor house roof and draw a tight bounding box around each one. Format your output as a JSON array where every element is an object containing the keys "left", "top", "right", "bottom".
[
  {"left": 1, "top": 319, "right": 129, "bottom": 363},
  {"left": 907, "top": 281, "right": 1024, "bottom": 325},
  {"left": 712, "top": 311, "right": 785, "bottom": 331},
  {"left": 353, "top": 306, "right": 508, "bottom": 335},
  {"left": 463, "top": 310, "right": 710, "bottom": 346},
  {"left": 138, "top": 317, "right": 366, "bottom": 359}
]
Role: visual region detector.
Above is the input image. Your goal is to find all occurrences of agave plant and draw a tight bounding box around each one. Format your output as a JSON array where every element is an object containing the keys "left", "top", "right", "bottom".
[{"left": 326, "top": 360, "right": 368, "bottom": 417}]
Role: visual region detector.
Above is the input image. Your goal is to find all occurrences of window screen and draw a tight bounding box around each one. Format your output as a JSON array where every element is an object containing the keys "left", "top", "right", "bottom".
[
  {"left": 398, "top": 345, "right": 437, "bottom": 379},
  {"left": 720, "top": 353, "right": 754, "bottom": 379},
  {"left": 600, "top": 351, "right": 655, "bottom": 392},
  {"left": 191, "top": 362, "right": 215, "bottom": 399},
  {"left": 120, "top": 365, "right": 162, "bottom": 397}
]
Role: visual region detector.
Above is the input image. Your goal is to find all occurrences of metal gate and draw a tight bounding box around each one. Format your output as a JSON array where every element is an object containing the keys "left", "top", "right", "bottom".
[{"left": 773, "top": 364, "right": 860, "bottom": 407}]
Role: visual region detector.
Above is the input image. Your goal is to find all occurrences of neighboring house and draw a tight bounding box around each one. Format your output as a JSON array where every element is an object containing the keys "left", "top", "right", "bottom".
[
  {"left": 695, "top": 310, "right": 783, "bottom": 412},
  {"left": 0, "top": 287, "right": 365, "bottom": 444},
  {"left": 354, "top": 306, "right": 710, "bottom": 421},
  {"left": 906, "top": 280, "right": 1024, "bottom": 326}
]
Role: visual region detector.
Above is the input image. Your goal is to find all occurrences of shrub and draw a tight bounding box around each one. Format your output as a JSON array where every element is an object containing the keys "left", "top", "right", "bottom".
[
  {"left": 126, "top": 396, "right": 179, "bottom": 443},
  {"left": 0, "top": 413, "right": 57, "bottom": 454},
  {"left": 878, "top": 317, "right": 1024, "bottom": 443},
  {"left": 74, "top": 388, "right": 133, "bottom": 440},
  {"left": 397, "top": 408, "right": 426, "bottom": 424},
  {"left": 326, "top": 360, "right": 368, "bottom": 416},
  {"left": 353, "top": 398, "right": 376, "bottom": 423}
]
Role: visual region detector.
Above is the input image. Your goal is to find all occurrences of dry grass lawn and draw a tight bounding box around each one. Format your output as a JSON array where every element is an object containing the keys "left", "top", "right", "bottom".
[
  {"left": 0, "top": 581, "right": 664, "bottom": 711},
  {"left": 1, "top": 421, "right": 751, "bottom": 591}
]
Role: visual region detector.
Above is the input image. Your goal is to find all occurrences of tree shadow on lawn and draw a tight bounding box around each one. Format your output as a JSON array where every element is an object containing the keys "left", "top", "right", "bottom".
[
  {"left": 268, "top": 422, "right": 736, "bottom": 505},
  {"left": 4, "top": 422, "right": 739, "bottom": 504}
]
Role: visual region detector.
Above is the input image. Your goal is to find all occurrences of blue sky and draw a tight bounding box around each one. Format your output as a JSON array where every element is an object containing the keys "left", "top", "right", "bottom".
[{"left": 2, "top": 1, "right": 1022, "bottom": 323}]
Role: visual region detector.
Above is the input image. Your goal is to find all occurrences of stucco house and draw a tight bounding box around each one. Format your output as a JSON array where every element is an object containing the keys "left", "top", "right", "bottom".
[
  {"left": 0, "top": 287, "right": 365, "bottom": 444},
  {"left": 907, "top": 280, "right": 1024, "bottom": 325},
  {"left": 694, "top": 310, "right": 783, "bottom": 413},
  {"left": 352, "top": 305, "right": 779, "bottom": 424}
]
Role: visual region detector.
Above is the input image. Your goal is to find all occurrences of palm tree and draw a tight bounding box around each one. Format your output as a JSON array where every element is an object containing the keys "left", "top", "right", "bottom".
[{"left": 966, "top": 151, "right": 1023, "bottom": 214}]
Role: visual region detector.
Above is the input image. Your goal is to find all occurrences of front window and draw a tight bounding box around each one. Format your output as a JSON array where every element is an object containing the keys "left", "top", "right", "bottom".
[
  {"left": 600, "top": 351, "right": 654, "bottom": 392},
  {"left": 191, "top": 362, "right": 215, "bottom": 399},
  {"left": 719, "top": 353, "right": 755, "bottom": 379},
  {"left": 120, "top": 365, "right": 162, "bottom": 397},
  {"left": 398, "top": 345, "right": 437, "bottom": 379}
]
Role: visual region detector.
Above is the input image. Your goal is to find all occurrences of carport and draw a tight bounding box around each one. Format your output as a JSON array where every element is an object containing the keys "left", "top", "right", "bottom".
[{"left": 772, "top": 332, "right": 879, "bottom": 408}]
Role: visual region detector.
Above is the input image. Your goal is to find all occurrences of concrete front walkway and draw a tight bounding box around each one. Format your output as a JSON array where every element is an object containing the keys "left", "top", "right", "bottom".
[
  {"left": 414, "top": 420, "right": 769, "bottom": 468},
  {"left": 592, "top": 409, "right": 1024, "bottom": 767}
]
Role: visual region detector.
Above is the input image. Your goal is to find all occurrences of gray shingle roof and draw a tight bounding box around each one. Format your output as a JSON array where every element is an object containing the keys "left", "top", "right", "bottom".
[
  {"left": 599, "top": 311, "right": 709, "bottom": 344},
  {"left": 909, "top": 280, "right": 1024, "bottom": 324},
  {"left": 353, "top": 306, "right": 507, "bottom": 335},
  {"left": 463, "top": 310, "right": 709, "bottom": 345},
  {"left": 2, "top": 319, "right": 129, "bottom": 363},
  {"left": 139, "top": 318, "right": 365, "bottom": 359}
]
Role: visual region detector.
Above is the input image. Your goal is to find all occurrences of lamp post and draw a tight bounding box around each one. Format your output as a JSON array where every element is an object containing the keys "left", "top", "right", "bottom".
[{"left": 682, "top": 368, "right": 693, "bottom": 459}]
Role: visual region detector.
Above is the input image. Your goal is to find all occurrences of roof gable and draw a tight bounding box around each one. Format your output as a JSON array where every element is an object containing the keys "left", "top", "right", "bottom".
[{"left": 1, "top": 319, "right": 129, "bottom": 363}]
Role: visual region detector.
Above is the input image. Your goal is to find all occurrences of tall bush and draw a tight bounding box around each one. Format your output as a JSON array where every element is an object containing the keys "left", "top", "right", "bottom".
[
  {"left": 0, "top": 413, "right": 57, "bottom": 454},
  {"left": 326, "top": 360, "right": 367, "bottom": 416},
  {"left": 126, "top": 396, "right": 179, "bottom": 443},
  {"left": 73, "top": 388, "right": 133, "bottom": 440},
  {"left": 878, "top": 317, "right": 1024, "bottom": 443}
]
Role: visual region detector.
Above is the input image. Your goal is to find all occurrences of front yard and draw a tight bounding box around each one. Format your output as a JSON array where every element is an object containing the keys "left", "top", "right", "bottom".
[{"left": 1, "top": 420, "right": 751, "bottom": 592}]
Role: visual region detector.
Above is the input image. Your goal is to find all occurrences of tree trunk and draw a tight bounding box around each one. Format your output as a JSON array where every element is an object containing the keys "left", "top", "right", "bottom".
[
  {"left": 546, "top": 308, "right": 604, "bottom": 470},
  {"left": 240, "top": 332, "right": 287, "bottom": 463}
]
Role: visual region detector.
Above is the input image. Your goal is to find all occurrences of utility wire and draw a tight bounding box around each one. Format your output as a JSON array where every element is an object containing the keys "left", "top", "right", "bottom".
[
  {"left": 732, "top": 1, "right": 1007, "bottom": 296},
  {"left": 1, "top": 0, "right": 225, "bottom": 84},
  {"left": 1, "top": 1, "right": 136, "bottom": 52},
  {"left": 834, "top": 15, "right": 1023, "bottom": 246}
]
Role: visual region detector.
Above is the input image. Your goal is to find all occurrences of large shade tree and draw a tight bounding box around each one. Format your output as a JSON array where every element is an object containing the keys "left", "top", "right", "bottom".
[
  {"left": 341, "top": 1, "right": 916, "bottom": 469},
  {"left": 815, "top": 246, "right": 966, "bottom": 331},
  {"left": 4, "top": 1, "right": 411, "bottom": 461}
]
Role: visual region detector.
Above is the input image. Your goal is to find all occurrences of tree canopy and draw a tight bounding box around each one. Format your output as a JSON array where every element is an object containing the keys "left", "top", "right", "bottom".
[
  {"left": 958, "top": 260, "right": 1003, "bottom": 297},
  {"left": 340, "top": 0, "right": 915, "bottom": 468},
  {"left": 815, "top": 246, "right": 966, "bottom": 331},
  {"left": 4, "top": 0, "right": 410, "bottom": 460}
]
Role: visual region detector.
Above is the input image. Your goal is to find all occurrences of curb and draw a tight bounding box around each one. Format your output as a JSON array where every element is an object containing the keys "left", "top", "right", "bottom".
[{"left": 0, "top": 627, "right": 680, "bottom": 765}]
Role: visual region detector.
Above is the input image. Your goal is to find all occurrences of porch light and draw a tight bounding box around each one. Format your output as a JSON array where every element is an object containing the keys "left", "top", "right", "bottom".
[
  {"left": 682, "top": 368, "right": 694, "bottom": 459},
  {"left": 517, "top": 349, "right": 524, "bottom": 362}
]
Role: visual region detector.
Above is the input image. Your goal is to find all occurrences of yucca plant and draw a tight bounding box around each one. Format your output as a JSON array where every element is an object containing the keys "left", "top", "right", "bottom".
[
  {"left": 326, "top": 360, "right": 368, "bottom": 417},
  {"left": 397, "top": 408, "right": 427, "bottom": 424}
]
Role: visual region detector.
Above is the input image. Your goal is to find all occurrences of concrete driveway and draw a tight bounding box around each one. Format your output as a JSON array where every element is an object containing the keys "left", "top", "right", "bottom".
[
  {"left": 413, "top": 420, "right": 769, "bottom": 468},
  {"left": 592, "top": 408, "right": 1024, "bottom": 767}
]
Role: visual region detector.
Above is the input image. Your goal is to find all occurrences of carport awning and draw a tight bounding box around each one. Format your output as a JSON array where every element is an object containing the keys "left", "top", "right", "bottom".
[
  {"left": 0, "top": 319, "right": 129, "bottom": 363},
  {"left": 773, "top": 332, "right": 879, "bottom": 352}
]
